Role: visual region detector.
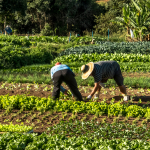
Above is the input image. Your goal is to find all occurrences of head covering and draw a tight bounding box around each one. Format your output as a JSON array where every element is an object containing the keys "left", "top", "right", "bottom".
[
  {"left": 55, "top": 62, "right": 61, "bottom": 66},
  {"left": 81, "top": 62, "right": 94, "bottom": 79}
]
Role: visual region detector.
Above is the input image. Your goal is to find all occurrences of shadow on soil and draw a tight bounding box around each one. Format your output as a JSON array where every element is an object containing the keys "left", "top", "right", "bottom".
[
  {"left": 109, "top": 96, "right": 150, "bottom": 101},
  {"left": 108, "top": 96, "right": 150, "bottom": 107}
]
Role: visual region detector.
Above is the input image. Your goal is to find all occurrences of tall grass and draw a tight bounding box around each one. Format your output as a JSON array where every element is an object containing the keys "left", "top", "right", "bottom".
[{"left": 1, "top": 73, "right": 150, "bottom": 88}]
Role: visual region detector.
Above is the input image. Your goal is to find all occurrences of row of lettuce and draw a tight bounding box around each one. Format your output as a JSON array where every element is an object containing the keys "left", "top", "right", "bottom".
[
  {"left": 1, "top": 116, "right": 150, "bottom": 140},
  {"left": 0, "top": 123, "right": 33, "bottom": 133},
  {"left": 1, "top": 132, "right": 150, "bottom": 150},
  {"left": 0, "top": 95, "right": 150, "bottom": 118},
  {"left": 53, "top": 53, "right": 150, "bottom": 63},
  {"left": 0, "top": 35, "right": 149, "bottom": 54},
  {"left": 1, "top": 40, "right": 150, "bottom": 69},
  {"left": 1, "top": 52, "right": 150, "bottom": 70},
  {"left": 48, "top": 120, "right": 150, "bottom": 140}
]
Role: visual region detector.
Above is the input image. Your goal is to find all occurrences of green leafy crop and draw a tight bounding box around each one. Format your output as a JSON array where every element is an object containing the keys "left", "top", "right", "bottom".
[
  {"left": 0, "top": 95, "right": 150, "bottom": 118},
  {"left": 0, "top": 122, "right": 33, "bottom": 133}
]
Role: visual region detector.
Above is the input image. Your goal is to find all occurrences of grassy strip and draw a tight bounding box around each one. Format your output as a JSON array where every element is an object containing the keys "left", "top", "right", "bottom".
[
  {"left": 1, "top": 73, "right": 150, "bottom": 88},
  {"left": 76, "top": 76, "right": 150, "bottom": 89},
  {"left": 0, "top": 123, "right": 33, "bottom": 133},
  {"left": 1, "top": 132, "right": 150, "bottom": 149},
  {"left": 1, "top": 62, "right": 150, "bottom": 74},
  {"left": 0, "top": 95, "right": 150, "bottom": 118}
]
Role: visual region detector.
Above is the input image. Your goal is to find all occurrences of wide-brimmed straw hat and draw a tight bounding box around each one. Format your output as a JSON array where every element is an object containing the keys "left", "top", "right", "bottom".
[{"left": 81, "top": 62, "right": 94, "bottom": 79}]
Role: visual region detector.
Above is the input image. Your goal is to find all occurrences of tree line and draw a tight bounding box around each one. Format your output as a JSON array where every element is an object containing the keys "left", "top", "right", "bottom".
[{"left": 0, "top": 0, "right": 150, "bottom": 39}]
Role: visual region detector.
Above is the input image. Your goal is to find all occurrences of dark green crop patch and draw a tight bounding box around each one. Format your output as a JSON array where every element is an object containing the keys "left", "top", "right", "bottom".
[{"left": 59, "top": 41, "right": 150, "bottom": 56}]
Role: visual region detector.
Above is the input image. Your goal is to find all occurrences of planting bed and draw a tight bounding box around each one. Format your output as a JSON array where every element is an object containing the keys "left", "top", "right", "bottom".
[
  {"left": 0, "top": 82, "right": 150, "bottom": 104},
  {"left": 1, "top": 34, "right": 150, "bottom": 148},
  {"left": 0, "top": 109, "right": 150, "bottom": 135},
  {"left": 0, "top": 81, "right": 150, "bottom": 135}
]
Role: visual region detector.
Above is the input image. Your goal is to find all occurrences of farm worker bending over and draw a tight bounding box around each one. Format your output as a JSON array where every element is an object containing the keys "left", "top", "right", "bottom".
[
  {"left": 81, "top": 61, "right": 129, "bottom": 101},
  {"left": 51, "top": 62, "right": 83, "bottom": 101}
]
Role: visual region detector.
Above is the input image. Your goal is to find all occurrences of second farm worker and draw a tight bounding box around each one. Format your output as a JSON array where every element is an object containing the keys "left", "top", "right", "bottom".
[{"left": 81, "top": 60, "right": 129, "bottom": 101}]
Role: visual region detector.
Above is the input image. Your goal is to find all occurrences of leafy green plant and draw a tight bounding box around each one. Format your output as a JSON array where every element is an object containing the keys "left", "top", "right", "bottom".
[{"left": 0, "top": 122, "right": 33, "bottom": 133}]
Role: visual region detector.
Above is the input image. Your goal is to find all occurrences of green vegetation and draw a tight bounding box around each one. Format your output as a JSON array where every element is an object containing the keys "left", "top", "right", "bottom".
[
  {"left": 0, "top": 34, "right": 104, "bottom": 45},
  {"left": 1, "top": 62, "right": 150, "bottom": 74},
  {"left": 1, "top": 34, "right": 150, "bottom": 70},
  {"left": 111, "top": 0, "right": 150, "bottom": 41},
  {"left": 0, "top": 123, "right": 33, "bottom": 133},
  {"left": 53, "top": 53, "right": 150, "bottom": 63},
  {"left": 1, "top": 132, "right": 150, "bottom": 149},
  {"left": 0, "top": 94, "right": 150, "bottom": 117},
  {"left": 1, "top": 73, "right": 150, "bottom": 88},
  {"left": 76, "top": 76, "right": 150, "bottom": 88},
  {"left": 0, "top": 0, "right": 150, "bottom": 148},
  {"left": 0, "top": 35, "right": 106, "bottom": 69},
  {"left": 48, "top": 120, "right": 150, "bottom": 140},
  {"left": 59, "top": 41, "right": 150, "bottom": 56}
]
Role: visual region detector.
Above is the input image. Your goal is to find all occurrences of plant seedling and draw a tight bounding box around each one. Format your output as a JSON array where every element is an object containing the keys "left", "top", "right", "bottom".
[
  {"left": 4, "top": 119, "right": 10, "bottom": 122},
  {"left": 63, "top": 114, "right": 67, "bottom": 119},
  {"left": 103, "top": 90, "right": 107, "bottom": 94},
  {"left": 42, "top": 116, "right": 47, "bottom": 120},
  {"left": 47, "top": 121, "right": 51, "bottom": 125},
  {"left": 110, "top": 98, "right": 115, "bottom": 104},
  {"left": 113, "top": 117, "right": 119, "bottom": 124},
  {"left": 26, "top": 120, "right": 30, "bottom": 123},
  {"left": 132, "top": 119, "right": 138, "bottom": 125},
  {"left": 37, "top": 119, "right": 41, "bottom": 123},
  {"left": 101, "top": 118, "right": 106, "bottom": 124},
  {"left": 141, "top": 120, "right": 146, "bottom": 125},
  {"left": 138, "top": 99, "right": 142, "bottom": 104},
  {"left": 16, "top": 119, "right": 21, "bottom": 122}
]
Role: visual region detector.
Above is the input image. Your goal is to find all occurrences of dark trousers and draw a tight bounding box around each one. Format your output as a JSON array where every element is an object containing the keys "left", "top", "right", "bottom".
[{"left": 52, "top": 69, "right": 83, "bottom": 101}]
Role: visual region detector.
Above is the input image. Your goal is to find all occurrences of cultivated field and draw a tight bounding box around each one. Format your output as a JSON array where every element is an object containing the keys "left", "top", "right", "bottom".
[{"left": 0, "top": 34, "right": 150, "bottom": 149}]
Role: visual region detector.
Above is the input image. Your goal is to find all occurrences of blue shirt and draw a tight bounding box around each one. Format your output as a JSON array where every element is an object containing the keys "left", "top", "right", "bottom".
[{"left": 51, "top": 64, "right": 72, "bottom": 79}]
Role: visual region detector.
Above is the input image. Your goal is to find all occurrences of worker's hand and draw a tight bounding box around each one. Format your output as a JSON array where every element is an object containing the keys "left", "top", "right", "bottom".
[
  {"left": 64, "top": 90, "right": 69, "bottom": 95},
  {"left": 86, "top": 95, "right": 92, "bottom": 100}
]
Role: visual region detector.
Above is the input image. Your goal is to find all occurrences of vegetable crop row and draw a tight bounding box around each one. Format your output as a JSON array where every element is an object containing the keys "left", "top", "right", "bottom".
[
  {"left": 48, "top": 120, "right": 150, "bottom": 140},
  {"left": 0, "top": 35, "right": 104, "bottom": 45},
  {"left": 0, "top": 123, "right": 33, "bottom": 133},
  {"left": 1, "top": 95, "right": 150, "bottom": 118},
  {"left": 59, "top": 41, "right": 150, "bottom": 56},
  {"left": 53, "top": 53, "right": 150, "bottom": 63},
  {"left": 1, "top": 132, "right": 150, "bottom": 150}
]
